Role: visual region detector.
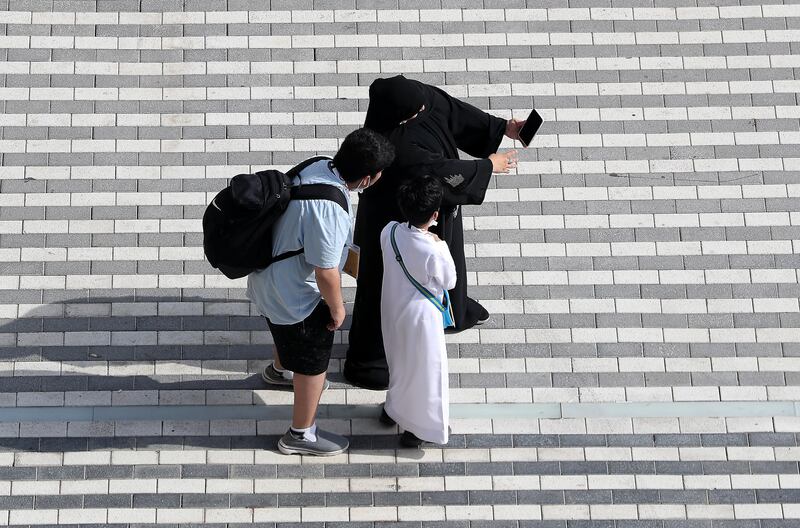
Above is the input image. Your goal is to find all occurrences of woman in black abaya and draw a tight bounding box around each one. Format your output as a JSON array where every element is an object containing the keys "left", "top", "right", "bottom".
[{"left": 344, "top": 75, "right": 524, "bottom": 390}]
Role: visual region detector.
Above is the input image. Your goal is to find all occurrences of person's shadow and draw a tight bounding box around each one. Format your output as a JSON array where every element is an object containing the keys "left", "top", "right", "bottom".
[
  {"left": 0, "top": 295, "right": 439, "bottom": 454},
  {"left": 0, "top": 293, "right": 359, "bottom": 393}
]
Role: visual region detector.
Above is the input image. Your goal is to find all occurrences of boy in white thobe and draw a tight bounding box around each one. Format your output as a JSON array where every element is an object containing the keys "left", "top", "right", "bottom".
[{"left": 379, "top": 175, "right": 457, "bottom": 447}]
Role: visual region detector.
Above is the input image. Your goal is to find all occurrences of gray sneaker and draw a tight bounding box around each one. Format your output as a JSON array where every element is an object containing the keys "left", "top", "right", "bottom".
[
  {"left": 262, "top": 363, "right": 330, "bottom": 390},
  {"left": 277, "top": 428, "right": 349, "bottom": 456},
  {"left": 261, "top": 363, "right": 293, "bottom": 386}
]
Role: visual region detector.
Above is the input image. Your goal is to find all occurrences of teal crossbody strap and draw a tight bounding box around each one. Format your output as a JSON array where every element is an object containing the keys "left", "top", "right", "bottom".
[{"left": 390, "top": 223, "right": 447, "bottom": 313}]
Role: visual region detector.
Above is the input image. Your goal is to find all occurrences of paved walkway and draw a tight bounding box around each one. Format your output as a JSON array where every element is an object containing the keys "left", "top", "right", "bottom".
[{"left": 1, "top": 0, "right": 800, "bottom": 525}]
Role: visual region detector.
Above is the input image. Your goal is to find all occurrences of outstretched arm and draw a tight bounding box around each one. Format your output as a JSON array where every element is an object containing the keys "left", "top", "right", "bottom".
[
  {"left": 407, "top": 144, "right": 516, "bottom": 207},
  {"left": 430, "top": 86, "right": 508, "bottom": 158}
]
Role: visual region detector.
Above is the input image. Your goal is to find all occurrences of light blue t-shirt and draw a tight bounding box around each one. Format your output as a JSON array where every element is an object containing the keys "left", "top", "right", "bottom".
[{"left": 246, "top": 159, "right": 353, "bottom": 325}]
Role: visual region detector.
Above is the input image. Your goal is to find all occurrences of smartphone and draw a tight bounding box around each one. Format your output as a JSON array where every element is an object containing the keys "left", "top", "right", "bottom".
[{"left": 518, "top": 109, "right": 543, "bottom": 147}]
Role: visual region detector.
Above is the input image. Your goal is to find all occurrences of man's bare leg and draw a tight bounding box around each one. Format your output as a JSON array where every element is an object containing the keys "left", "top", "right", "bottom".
[
  {"left": 273, "top": 345, "right": 284, "bottom": 370},
  {"left": 291, "top": 372, "right": 327, "bottom": 429}
]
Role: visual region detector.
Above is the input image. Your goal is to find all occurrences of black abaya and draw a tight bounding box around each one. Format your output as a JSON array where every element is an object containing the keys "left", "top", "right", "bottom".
[{"left": 344, "top": 76, "right": 508, "bottom": 390}]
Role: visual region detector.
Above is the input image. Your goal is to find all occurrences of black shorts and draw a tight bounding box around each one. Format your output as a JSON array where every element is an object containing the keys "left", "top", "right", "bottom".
[{"left": 266, "top": 301, "right": 334, "bottom": 376}]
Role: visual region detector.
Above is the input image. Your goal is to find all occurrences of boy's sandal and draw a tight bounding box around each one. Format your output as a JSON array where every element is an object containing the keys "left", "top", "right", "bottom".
[
  {"left": 379, "top": 406, "right": 396, "bottom": 426},
  {"left": 400, "top": 431, "right": 425, "bottom": 448}
]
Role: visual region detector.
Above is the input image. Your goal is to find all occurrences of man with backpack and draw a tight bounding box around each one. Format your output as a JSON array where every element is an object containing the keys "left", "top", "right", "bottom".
[{"left": 246, "top": 128, "right": 395, "bottom": 456}]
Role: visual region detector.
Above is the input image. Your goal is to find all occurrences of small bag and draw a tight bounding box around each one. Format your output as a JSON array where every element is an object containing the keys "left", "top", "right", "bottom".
[
  {"left": 390, "top": 223, "right": 455, "bottom": 329},
  {"left": 441, "top": 290, "right": 455, "bottom": 328}
]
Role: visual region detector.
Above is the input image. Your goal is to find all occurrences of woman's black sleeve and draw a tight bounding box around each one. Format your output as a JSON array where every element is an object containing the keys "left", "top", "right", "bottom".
[
  {"left": 406, "top": 144, "right": 493, "bottom": 207},
  {"left": 431, "top": 86, "right": 507, "bottom": 158}
]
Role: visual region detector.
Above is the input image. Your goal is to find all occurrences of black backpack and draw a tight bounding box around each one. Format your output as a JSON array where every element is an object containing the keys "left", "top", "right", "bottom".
[{"left": 203, "top": 156, "right": 349, "bottom": 279}]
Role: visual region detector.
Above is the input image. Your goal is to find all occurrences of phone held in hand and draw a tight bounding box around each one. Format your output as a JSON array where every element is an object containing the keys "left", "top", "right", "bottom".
[{"left": 518, "top": 109, "right": 543, "bottom": 147}]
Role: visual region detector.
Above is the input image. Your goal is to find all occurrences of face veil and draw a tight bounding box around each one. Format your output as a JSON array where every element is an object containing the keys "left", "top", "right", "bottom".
[{"left": 363, "top": 75, "right": 427, "bottom": 133}]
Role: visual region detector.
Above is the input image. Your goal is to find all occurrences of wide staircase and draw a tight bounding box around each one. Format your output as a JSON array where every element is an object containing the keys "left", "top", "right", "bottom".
[{"left": 1, "top": 0, "right": 799, "bottom": 525}]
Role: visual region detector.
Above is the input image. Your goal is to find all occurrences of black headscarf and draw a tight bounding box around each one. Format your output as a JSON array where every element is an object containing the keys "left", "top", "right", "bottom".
[{"left": 363, "top": 75, "right": 427, "bottom": 133}]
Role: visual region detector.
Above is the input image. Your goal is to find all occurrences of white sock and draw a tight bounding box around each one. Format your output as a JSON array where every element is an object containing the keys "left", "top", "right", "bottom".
[
  {"left": 290, "top": 423, "right": 317, "bottom": 442},
  {"left": 272, "top": 362, "right": 293, "bottom": 380}
]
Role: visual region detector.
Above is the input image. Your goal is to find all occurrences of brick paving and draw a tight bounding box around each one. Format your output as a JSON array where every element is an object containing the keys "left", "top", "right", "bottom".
[{"left": 1, "top": 0, "right": 800, "bottom": 525}]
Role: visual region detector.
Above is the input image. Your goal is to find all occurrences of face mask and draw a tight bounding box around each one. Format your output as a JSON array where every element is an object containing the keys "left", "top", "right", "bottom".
[{"left": 353, "top": 176, "right": 370, "bottom": 194}]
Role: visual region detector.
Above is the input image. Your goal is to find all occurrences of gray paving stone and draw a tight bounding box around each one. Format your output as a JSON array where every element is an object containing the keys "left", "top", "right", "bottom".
[
  {"left": 84, "top": 465, "right": 133, "bottom": 479},
  {"left": 0, "top": 496, "right": 34, "bottom": 509},
  {"left": 83, "top": 494, "right": 133, "bottom": 508},
  {"left": 134, "top": 465, "right": 180, "bottom": 479},
  {"left": 132, "top": 493, "right": 181, "bottom": 508},
  {"left": 182, "top": 493, "right": 230, "bottom": 508},
  {"left": 708, "top": 490, "right": 757, "bottom": 504}
]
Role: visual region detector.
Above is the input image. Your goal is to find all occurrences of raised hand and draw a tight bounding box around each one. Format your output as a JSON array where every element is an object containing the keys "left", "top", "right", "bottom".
[{"left": 505, "top": 119, "right": 525, "bottom": 141}]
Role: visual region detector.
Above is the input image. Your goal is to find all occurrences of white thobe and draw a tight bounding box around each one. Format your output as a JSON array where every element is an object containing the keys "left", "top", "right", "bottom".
[{"left": 380, "top": 221, "right": 457, "bottom": 444}]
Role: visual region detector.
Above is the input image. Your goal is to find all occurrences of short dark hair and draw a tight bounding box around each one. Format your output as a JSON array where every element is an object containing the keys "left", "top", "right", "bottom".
[
  {"left": 333, "top": 128, "right": 395, "bottom": 183},
  {"left": 397, "top": 174, "right": 443, "bottom": 227}
]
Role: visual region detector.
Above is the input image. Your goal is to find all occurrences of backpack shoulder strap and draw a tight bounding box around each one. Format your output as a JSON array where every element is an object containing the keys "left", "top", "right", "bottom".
[
  {"left": 285, "top": 155, "right": 332, "bottom": 179},
  {"left": 269, "top": 169, "right": 349, "bottom": 266},
  {"left": 284, "top": 156, "right": 347, "bottom": 210},
  {"left": 290, "top": 184, "right": 348, "bottom": 212}
]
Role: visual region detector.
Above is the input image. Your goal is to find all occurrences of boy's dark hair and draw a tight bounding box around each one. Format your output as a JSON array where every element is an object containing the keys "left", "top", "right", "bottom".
[
  {"left": 397, "top": 174, "right": 443, "bottom": 227},
  {"left": 332, "top": 128, "right": 395, "bottom": 183}
]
